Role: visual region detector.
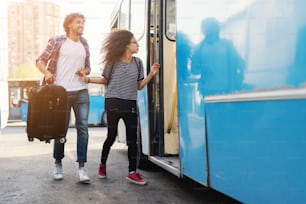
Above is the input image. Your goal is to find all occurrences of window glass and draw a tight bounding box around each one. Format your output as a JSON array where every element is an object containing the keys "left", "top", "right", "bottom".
[
  {"left": 165, "top": 0, "right": 176, "bottom": 40},
  {"left": 119, "top": 0, "right": 129, "bottom": 29},
  {"left": 130, "top": 0, "right": 146, "bottom": 40}
]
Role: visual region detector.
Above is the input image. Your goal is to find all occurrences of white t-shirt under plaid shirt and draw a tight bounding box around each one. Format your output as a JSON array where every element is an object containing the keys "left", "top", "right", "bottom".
[{"left": 102, "top": 57, "right": 144, "bottom": 100}]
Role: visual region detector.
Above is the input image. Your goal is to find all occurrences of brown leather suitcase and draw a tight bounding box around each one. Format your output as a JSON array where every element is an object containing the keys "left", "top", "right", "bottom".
[{"left": 26, "top": 85, "right": 67, "bottom": 143}]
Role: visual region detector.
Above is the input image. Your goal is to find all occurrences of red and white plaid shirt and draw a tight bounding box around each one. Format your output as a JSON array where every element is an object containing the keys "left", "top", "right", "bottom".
[{"left": 36, "top": 35, "right": 91, "bottom": 76}]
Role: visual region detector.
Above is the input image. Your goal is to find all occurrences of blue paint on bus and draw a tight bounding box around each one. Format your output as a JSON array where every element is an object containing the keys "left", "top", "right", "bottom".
[{"left": 176, "top": 0, "right": 306, "bottom": 203}]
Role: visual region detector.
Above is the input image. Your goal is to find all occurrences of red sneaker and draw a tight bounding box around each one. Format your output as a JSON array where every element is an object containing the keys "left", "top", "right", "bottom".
[
  {"left": 126, "top": 172, "right": 147, "bottom": 185},
  {"left": 98, "top": 164, "right": 106, "bottom": 178}
]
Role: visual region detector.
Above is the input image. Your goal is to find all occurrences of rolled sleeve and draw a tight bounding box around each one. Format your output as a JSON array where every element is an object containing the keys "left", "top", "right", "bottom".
[{"left": 36, "top": 37, "right": 55, "bottom": 65}]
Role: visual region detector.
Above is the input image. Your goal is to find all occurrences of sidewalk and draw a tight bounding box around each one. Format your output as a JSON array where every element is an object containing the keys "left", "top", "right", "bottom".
[
  {"left": 0, "top": 125, "right": 238, "bottom": 204},
  {"left": 6, "top": 121, "right": 26, "bottom": 127}
]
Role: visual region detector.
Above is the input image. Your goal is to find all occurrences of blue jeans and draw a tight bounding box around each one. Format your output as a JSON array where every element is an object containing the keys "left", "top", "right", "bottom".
[{"left": 53, "top": 89, "right": 89, "bottom": 163}]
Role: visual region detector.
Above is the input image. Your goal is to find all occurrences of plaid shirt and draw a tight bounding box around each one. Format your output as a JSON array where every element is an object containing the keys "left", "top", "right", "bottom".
[{"left": 36, "top": 35, "right": 91, "bottom": 75}]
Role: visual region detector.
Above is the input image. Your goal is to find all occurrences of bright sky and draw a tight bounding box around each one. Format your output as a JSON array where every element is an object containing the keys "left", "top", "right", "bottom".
[{"left": 1, "top": 0, "right": 118, "bottom": 73}]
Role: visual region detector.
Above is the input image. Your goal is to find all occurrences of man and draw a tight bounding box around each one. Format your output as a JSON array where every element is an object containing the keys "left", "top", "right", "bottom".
[{"left": 36, "top": 12, "right": 91, "bottom": 183}]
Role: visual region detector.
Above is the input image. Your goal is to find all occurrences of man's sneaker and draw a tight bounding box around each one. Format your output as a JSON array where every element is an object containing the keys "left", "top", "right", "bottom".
[
  {"left": 77, "top": 167, "right": 90, "bottom": 184},
  {"left": 98, "top": 164, "right": 106, "bottom": 178},
  {"left": 126, "top": 172, "right": 147, "bottom": 185},
  {"left": 53, "top": 163, "right": 63, "bottom": 180}
]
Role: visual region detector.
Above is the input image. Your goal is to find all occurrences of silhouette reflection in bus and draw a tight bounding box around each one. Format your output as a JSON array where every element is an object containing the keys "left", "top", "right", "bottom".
[{"left": 191, "top": 18, "right": 245, "bottom": 96}]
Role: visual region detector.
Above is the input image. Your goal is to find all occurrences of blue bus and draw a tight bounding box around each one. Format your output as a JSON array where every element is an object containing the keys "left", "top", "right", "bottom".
[
  {"left": 70, "top": 81, "right": 107, "bottom": 127},
  {"left": 8, "top": 78, "right": 106, "bottom": 127},
  {"left": 8, "top": 79, "right": 40, "bottom": 122},
  {"left": 111, "top": 0, "right": 306, "bottom": 203}
]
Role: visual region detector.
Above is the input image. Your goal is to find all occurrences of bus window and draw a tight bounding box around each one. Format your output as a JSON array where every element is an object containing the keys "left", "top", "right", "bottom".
[
  {"left": 130, "top": 0, "right": 146, "bottom": 40},
  {"left": 8, "top": 79, "right": 40, "bottom": 122},
  {"left": 165, "top": 0, "right": 176, "bottom": 40},
  {"left": 119, "top": 0, "right": 130, "bottom": 29}
]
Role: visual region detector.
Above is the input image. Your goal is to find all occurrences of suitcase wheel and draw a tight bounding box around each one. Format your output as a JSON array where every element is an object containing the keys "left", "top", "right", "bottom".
[
  {"left": 59, "top": 137, "right": 66, "bottom": 144},
  {"left": 28, "top": 137, "right": 34, "bottom": 142}
]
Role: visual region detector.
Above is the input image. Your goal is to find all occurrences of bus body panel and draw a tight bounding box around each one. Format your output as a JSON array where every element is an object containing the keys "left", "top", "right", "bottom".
[
  {"left": 178, "top": 105, "right": 207, "bottom": 185},
  {"left": 177, "top": 37, "right": 207, "bottom": 185},
  {"left": 177, "top": 0, "right": 306, "bottom": 203},
  {"left": 88, "top": 95, "right": 105, "bottom": 126},
  {"left": 138, "top": 88, "right": 150, "bottom": 154},
  {"left": 177, "top": 0, "right": 306, "bottom": 94},
  {"left": 206, "top": 99, "right": 306, "bottom": 203}
]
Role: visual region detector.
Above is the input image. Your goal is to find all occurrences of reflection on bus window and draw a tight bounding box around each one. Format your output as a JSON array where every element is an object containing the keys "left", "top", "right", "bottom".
[
  {"left": 120, "top": 0, "right": 130, "bottom": 29},
  {"left": 165, "top": 0, "right": 176, "bottom": 40},
  {"left": 130, "top": 0, "right": 146, "bottom": 40}
]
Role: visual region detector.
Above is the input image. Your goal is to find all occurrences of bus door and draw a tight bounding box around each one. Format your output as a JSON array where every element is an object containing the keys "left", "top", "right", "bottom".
[
  {"left": 147, "top": 0, "right": 200, "bottom": 179},
  {"left": 147, "top": 0, "right": 208, "bottom": 184},
  {"left": 145, "top": 0, "right": 181, "bottom": 176},
  {"left": 175, "top": 0, "right": 207, "bottom": 185},
  {"left": 147, "top": 0, "right": 163, "bottom": 158}
]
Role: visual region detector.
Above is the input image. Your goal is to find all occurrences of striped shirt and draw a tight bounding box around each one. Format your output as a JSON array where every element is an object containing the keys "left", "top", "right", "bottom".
[{"left": 103, "top": 57, "right": 144, "bottom": 100}]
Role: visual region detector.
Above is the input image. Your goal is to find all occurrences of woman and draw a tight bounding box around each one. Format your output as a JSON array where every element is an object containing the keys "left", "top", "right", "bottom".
[{"left": 82, "top": 29, "right": 160, "bottom": 185}]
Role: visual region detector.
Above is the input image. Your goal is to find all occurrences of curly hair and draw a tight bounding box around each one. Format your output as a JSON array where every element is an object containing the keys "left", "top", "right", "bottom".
[
  {"left": 63, "top": 12, "right": 85, "bottom": 35},
  {"left": 101, "top": 29, "right": 134, "bottom": 66}
]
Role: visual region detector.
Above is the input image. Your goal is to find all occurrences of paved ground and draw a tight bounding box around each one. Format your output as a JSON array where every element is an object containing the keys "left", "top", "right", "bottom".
[{"left": 0, "top": 124, "right": 239, "bottom": 204}]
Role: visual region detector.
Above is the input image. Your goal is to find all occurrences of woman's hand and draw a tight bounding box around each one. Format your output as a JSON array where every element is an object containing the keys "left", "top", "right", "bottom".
[
  {"left": 138, "top": 63, "right": 161, "bottom": 90},
  {"left": 150, "top": 63, "right": 160, "bottom": 76},
  {"left": 75, "top": 67, "right": 88, "bottom": 77},
  {"left": 76, "top": 68, "right": 89, "bottom": 83}
]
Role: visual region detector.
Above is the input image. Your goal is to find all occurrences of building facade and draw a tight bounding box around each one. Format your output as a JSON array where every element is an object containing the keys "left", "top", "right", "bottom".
[{"left": 8, "top": 0, "right": 60, "bottom": 78}]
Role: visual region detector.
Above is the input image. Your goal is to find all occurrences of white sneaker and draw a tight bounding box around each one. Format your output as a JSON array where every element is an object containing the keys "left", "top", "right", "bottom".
[
  {"left": 77, "top": 167, "right": 90, "bottom": 184},
  {"left": 53, "top": 163, "right": 63, "bottom": 180}
]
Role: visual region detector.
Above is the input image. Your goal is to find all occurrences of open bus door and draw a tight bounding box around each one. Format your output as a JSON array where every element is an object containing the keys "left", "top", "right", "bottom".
[
  {"left": 145, "top": 0, "right": 182, "bottom": 177},
  {"left": 146, "top": 0, "right": 208, "bottom": 185}
]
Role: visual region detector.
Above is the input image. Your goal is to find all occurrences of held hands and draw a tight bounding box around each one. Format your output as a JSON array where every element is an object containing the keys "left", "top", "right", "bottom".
[
  {"left": 75, "top": 67, "right": 88, "bottom": 83},
  {"left": 75, "top": 67, "right": 87, "bottom": 77}
]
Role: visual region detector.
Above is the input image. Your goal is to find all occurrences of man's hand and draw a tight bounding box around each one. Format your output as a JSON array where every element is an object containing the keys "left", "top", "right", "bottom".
[{"left": 45, "top": 71, "right": 55, "bottom": 84}]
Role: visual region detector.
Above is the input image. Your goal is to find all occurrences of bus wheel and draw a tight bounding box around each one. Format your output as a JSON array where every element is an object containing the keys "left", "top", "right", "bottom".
[{"left": 101, "top": 111, "right": 107, "bottom": 127}]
